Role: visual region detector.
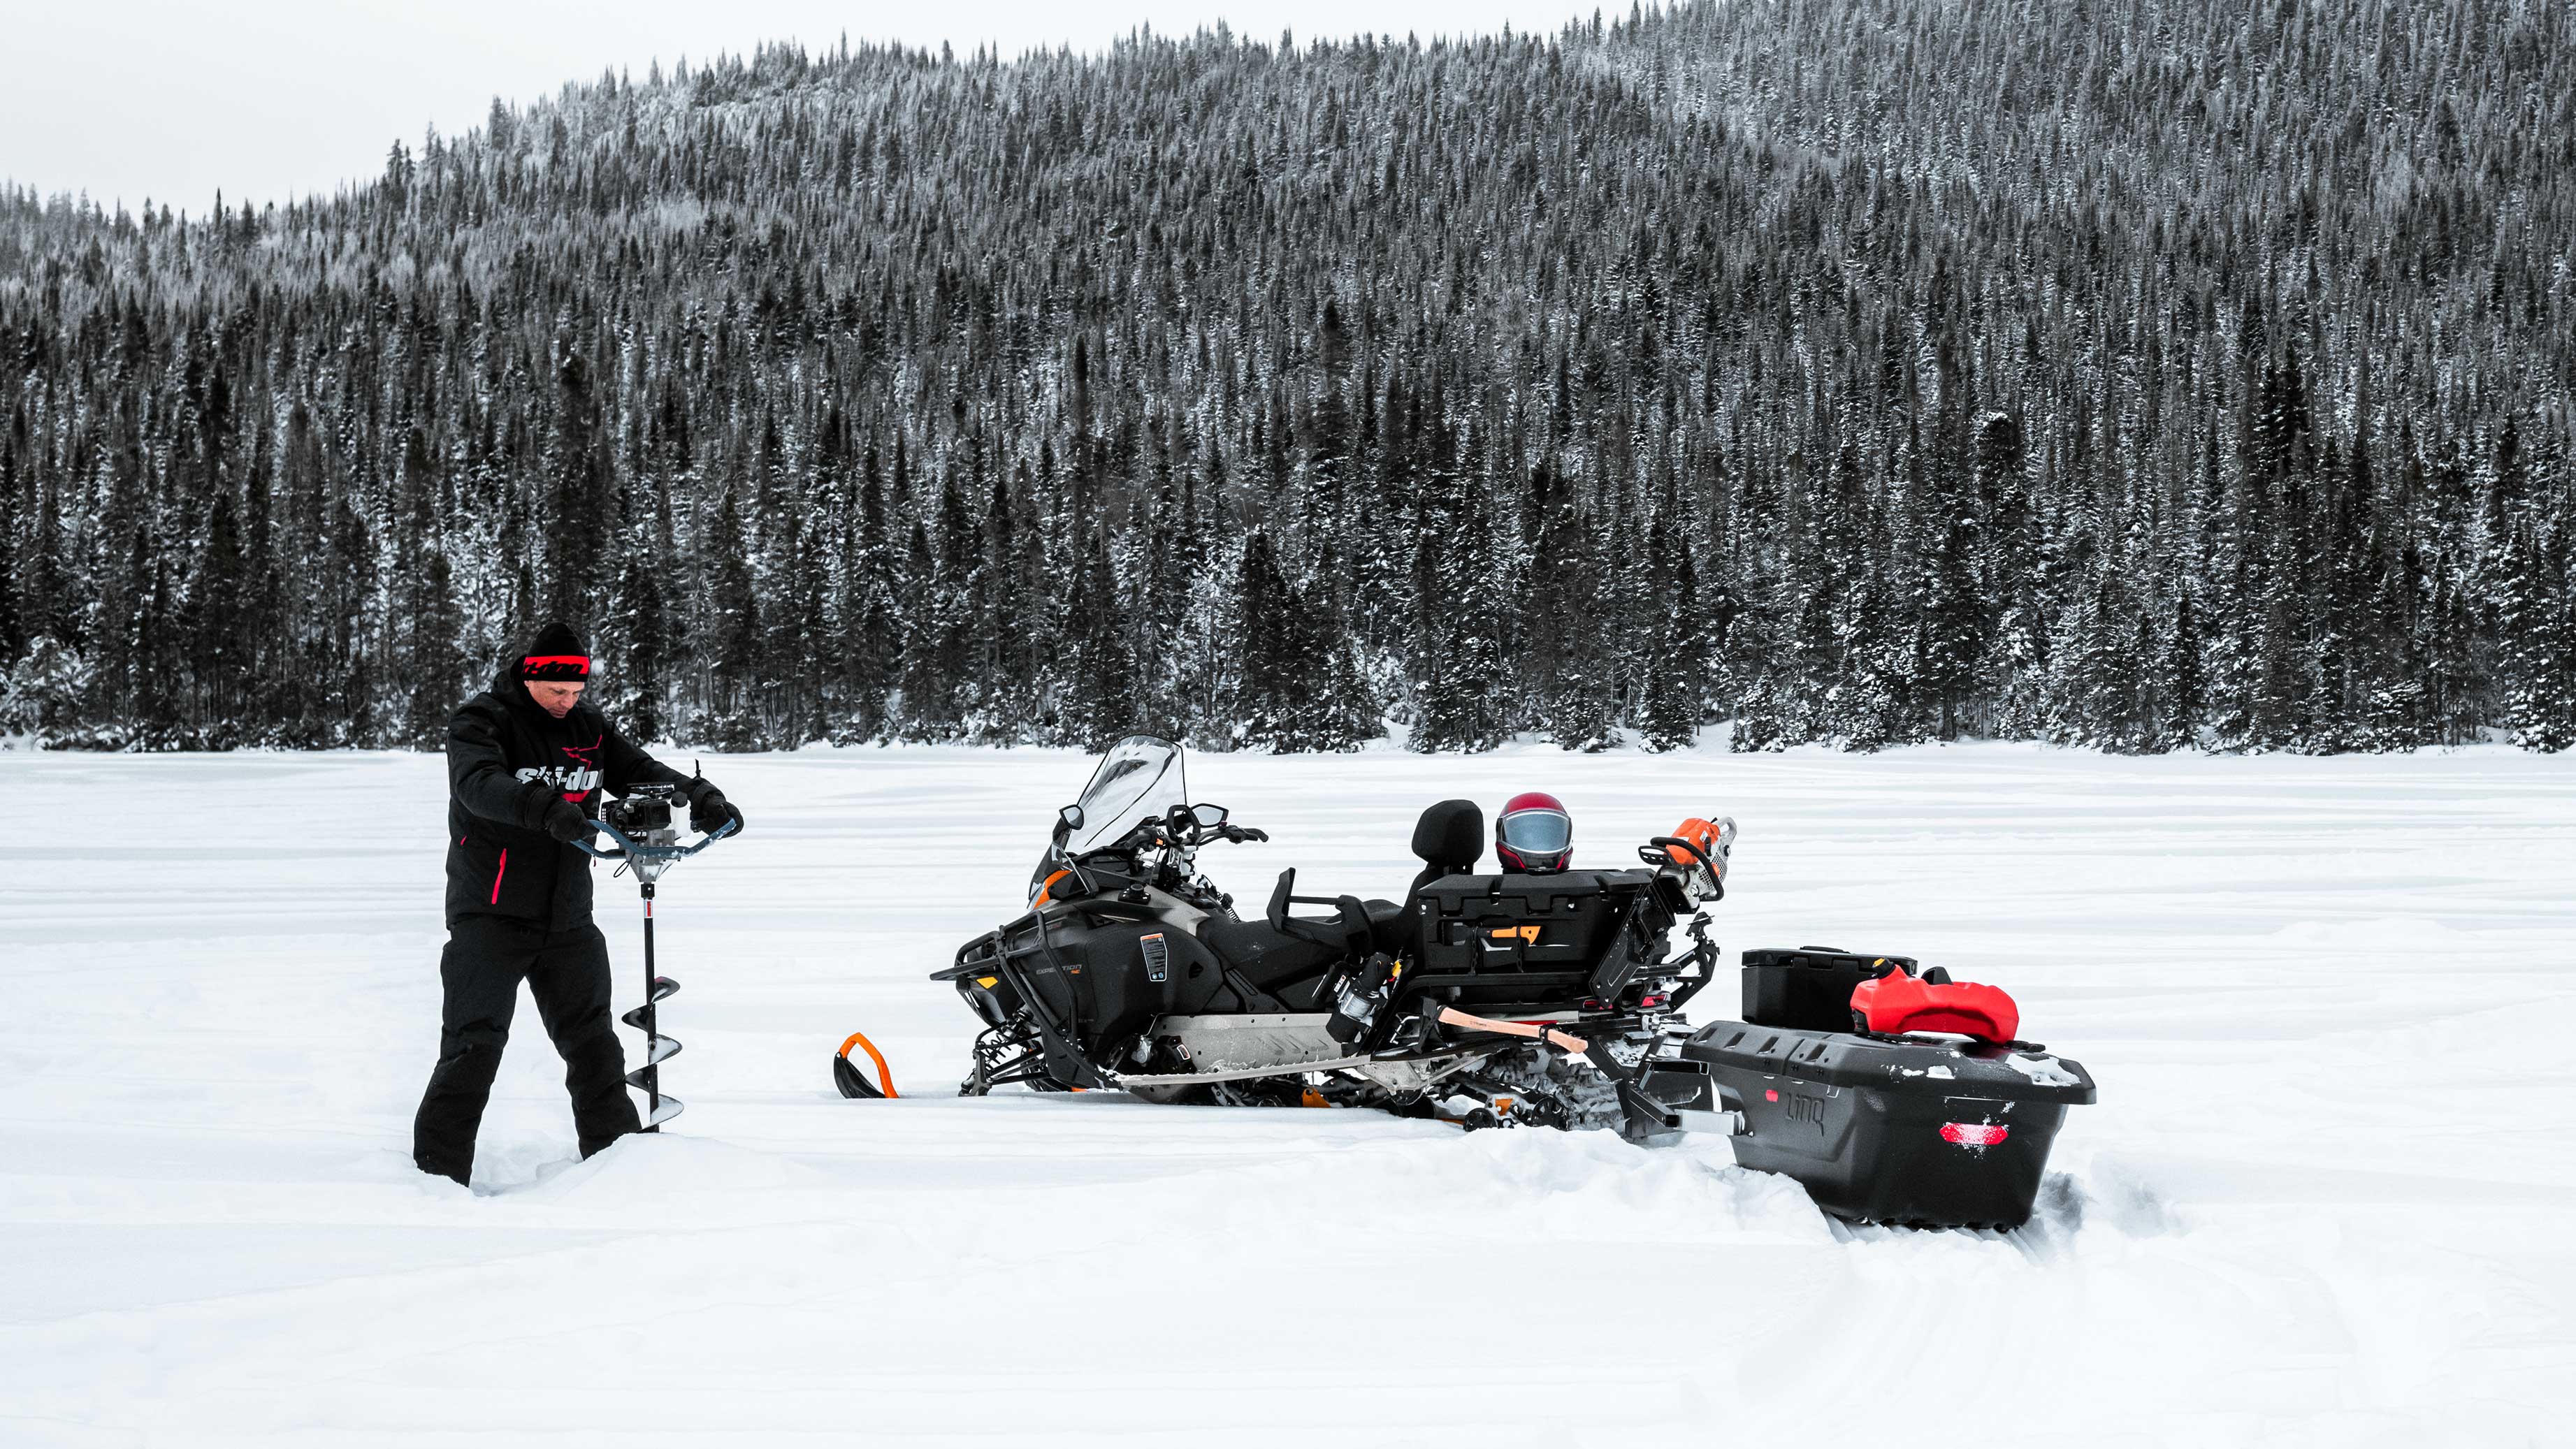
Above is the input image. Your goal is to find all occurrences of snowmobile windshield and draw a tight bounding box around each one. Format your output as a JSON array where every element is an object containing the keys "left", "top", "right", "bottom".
[{"left": 1065, "top": 736, "right": 1189, "bottom": 856}]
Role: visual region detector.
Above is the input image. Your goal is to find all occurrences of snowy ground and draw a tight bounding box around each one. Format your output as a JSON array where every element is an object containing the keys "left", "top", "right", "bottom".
[{"left": 2, "top": 741, "right": 2571, "bottom": 1447}]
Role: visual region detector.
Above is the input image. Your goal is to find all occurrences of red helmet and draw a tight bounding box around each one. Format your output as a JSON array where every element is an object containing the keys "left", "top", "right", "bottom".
[{"left": 1495, "top": 791, "right": 1572, "bottom": 873}]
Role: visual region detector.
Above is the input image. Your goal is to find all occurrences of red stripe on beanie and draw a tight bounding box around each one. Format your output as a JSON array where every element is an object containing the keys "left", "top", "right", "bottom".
[{"left": 521, "top": 654, "right": 591, "bottom": 679}]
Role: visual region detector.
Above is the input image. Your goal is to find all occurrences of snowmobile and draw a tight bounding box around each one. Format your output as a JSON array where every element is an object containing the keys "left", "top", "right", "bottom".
[
  {"left": 834, "top": 734, "right": 2097, "bottom": 1228},
  {"left": 867, "top": 735, "right": 1732, "bottom": 1141}
]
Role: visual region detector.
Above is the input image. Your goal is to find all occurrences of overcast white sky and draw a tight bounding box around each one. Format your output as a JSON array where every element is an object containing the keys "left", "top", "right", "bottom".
[{"left": 3, "top": 0, "right": 1602, "bottom": 213}]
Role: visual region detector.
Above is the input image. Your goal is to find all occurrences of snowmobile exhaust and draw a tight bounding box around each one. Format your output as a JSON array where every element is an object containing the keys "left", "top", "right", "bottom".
[{"left": 572, "top": 785, "right": 736, "bottom": 1130}]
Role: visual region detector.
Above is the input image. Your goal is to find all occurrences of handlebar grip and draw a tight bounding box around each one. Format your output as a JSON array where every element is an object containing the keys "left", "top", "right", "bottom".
[{"left": 679, "top": 817, "right": 739, "bottom": 854}]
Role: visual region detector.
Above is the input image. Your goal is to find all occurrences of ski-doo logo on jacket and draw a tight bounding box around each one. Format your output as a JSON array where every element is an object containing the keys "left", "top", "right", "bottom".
[{"left": 517, "top": 738, "right": 603, "bottom": 800}]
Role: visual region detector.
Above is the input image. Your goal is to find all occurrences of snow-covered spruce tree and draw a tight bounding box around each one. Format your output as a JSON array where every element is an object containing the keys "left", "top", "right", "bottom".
[
  {"left": 2494, "top": 515, "right": 2576, "bottom": 752},
  {"left": 1917, "top": 419, "right": 1985, "bottom": 741},
  {"left": 0, "top": 437, "right": 19, "bottom": 669},
  {"left": 605, "top": 469, "right": 673, "bottom": 746},
  {"left": 540, "top": 349, "right": 612, "bottom": 633},
  {"left": 1407, "top": 402, "right": 1509, "bottom": 752},
  {"left": 697, "top": 476, "right": 762, "bottom": 749},
  {"left": 1637, "top": 467, "right": 1705, "bottom": 752},
  {"left": 393, "top": 428, "right": 465, "bottom": 748},
  {"left": 188, "top": 479, "right": 255, "bottom": 746},
  {"left": 1062, "top": 528, "right": 1147, "bottom": 750}
]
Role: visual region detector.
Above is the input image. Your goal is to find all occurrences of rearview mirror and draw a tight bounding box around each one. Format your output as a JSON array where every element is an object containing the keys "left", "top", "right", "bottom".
[
  {"left": 1190, "top": 803, "right": 1229, "bottom": 828},
  {"left": 1053, "top": 804, "right": 1085, "bottom": 843}
]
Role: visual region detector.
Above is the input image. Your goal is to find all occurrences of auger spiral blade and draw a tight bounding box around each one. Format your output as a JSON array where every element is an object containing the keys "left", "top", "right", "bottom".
[
  {"left": 644, "top": 1094, "right": 684, "bottom": 1128},
  {"left": 637, "top": 1033, "right": 682, "bottom": 1068},
  {"left": 619, "top": 979, "right": 677, "bottom": 1032}
]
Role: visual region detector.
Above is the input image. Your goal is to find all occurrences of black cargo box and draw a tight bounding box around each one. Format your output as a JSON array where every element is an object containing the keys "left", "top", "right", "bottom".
[
  {"left": 1411, "top": 873, "right": 1648, "bottom": 970},
  {"left": 1740, "top": 947, "right": 1916, "bottom": 1032},
  {"left": 1681, "top": 1018, "right": 2095, "bottom": 1229},
  {"left": 1403, "top": 871, "right": 1669, "bottom": 1011}
]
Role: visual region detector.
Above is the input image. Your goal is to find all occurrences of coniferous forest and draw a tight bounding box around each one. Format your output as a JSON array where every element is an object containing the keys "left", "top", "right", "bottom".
[{"left": 1, "top": 0, "right": 2571, "bottom": 755}]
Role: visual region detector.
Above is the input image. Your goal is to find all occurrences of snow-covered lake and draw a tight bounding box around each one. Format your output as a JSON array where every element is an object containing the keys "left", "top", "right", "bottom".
[{"left": 3, "top": 743, "right": 2570, "bottom": 1446}]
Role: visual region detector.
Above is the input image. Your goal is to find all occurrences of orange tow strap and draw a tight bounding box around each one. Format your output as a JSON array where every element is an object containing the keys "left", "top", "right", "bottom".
[{"left": 837, "top": 1031, "right": 899, "bottom": 1098}]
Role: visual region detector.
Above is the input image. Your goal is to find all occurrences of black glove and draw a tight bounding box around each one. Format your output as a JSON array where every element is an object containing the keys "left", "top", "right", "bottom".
[
  {"left": 690, "top": 786, "right": 744, "bottom": 838},
  {"left": 543, "top": 798, "right": 597, "bottom": 843}
]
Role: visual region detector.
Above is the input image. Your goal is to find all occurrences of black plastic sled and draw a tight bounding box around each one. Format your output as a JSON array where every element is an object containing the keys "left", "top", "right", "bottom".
[{"left": 1682, "top": 948, "right": 2097, "bottom": 1230}]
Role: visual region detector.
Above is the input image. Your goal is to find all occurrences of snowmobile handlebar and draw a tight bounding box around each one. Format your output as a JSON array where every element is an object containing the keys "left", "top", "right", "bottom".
[
  {"left": 1108, "top": 811, "right": 1266, "bottom": 856},
  {"left": 571, "top": 815, "right": 738, "bottom": 864}
]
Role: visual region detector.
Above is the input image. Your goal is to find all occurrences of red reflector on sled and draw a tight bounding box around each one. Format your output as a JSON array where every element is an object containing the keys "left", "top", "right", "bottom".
[
  {"left": 1850, "top": 971, "right": 2020, "bottom": 1042},
  {"left": 1940, "top": 1122, "right": 2009, "bottom": 1147}
]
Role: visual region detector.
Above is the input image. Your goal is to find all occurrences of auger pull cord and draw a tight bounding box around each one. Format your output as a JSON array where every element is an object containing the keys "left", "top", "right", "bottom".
[{"left": 574, "top": 811, "right": 737, "bottom": 1131}]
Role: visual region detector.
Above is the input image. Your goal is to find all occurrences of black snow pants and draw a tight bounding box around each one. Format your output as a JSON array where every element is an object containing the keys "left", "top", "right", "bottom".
[{"left": 412, "top": 916, "right": 642, "bottom": 1185}]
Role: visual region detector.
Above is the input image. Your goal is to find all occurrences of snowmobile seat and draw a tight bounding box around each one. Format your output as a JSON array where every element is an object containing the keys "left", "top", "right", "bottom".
[{"left": 1199, "top": 915, "right": 1353, "bottom": 1003}]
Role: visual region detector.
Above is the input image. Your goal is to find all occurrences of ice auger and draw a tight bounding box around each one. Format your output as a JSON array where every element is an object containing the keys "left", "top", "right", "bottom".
[{"left": 574, "top": 785, "right": 736, "bottom": 1129}]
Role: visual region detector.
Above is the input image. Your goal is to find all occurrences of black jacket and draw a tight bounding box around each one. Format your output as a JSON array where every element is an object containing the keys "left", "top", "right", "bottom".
[{"left": 443, "top": 666, "right": 693, "bottom": 931}]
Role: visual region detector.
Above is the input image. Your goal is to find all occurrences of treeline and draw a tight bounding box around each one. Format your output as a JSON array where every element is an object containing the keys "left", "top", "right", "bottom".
[{"left": 1, "top": 0, "right": 2571, "bottom": 755}]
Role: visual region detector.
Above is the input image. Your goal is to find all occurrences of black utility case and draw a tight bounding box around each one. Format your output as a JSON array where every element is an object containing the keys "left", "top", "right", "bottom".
[
  {"left": 1739, "top": 947, "right": 1915, "bottom": 1032},
  {"left": 1681, "top": 1019, "right": 2096, "bottom": 1229}
]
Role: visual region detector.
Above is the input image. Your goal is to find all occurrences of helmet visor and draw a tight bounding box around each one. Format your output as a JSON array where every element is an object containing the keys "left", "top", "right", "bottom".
[{"left": 1498, "top": 808, "right": 1571, "bottom": 856}]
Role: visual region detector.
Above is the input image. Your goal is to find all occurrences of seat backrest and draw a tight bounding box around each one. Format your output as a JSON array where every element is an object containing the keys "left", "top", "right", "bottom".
[{"left": 1407, "top": 799, "right": 1484, "bottom": 902}]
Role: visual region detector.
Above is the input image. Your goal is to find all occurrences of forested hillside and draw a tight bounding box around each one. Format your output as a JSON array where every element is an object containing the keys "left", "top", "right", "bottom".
[{"left": 2, "top": 0, "right": 2571, "bottom": 753}]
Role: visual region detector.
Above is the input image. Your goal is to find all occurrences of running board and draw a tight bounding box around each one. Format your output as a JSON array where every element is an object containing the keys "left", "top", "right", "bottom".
[
  {"left": 1108, "top": 1056, "right": 1360, "bottom": 1088},
  {"left": 1108, "top": 1049, "right": 1489, "bottom": 1092}
]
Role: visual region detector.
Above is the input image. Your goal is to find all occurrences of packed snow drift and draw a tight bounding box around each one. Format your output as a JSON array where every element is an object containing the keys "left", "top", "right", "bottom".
[{"left": 2, "top": 743, "right": 2570, "bottom": 1447}]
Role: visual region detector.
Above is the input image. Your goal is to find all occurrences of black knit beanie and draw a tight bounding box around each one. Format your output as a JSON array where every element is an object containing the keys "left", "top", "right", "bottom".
[{"left": 517, "top": 622, "right": 591, "bottom": 681}]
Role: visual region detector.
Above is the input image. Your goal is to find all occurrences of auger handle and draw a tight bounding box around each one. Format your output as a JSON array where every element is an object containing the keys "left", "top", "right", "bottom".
[{"left": 571, "top": 815, "right": 739, "bottom": 863}]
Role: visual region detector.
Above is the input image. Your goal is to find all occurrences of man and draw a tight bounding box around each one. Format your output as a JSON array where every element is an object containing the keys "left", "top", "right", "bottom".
[{"left": 413, "top": 621, "right": 746, "bottom": 1186}]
